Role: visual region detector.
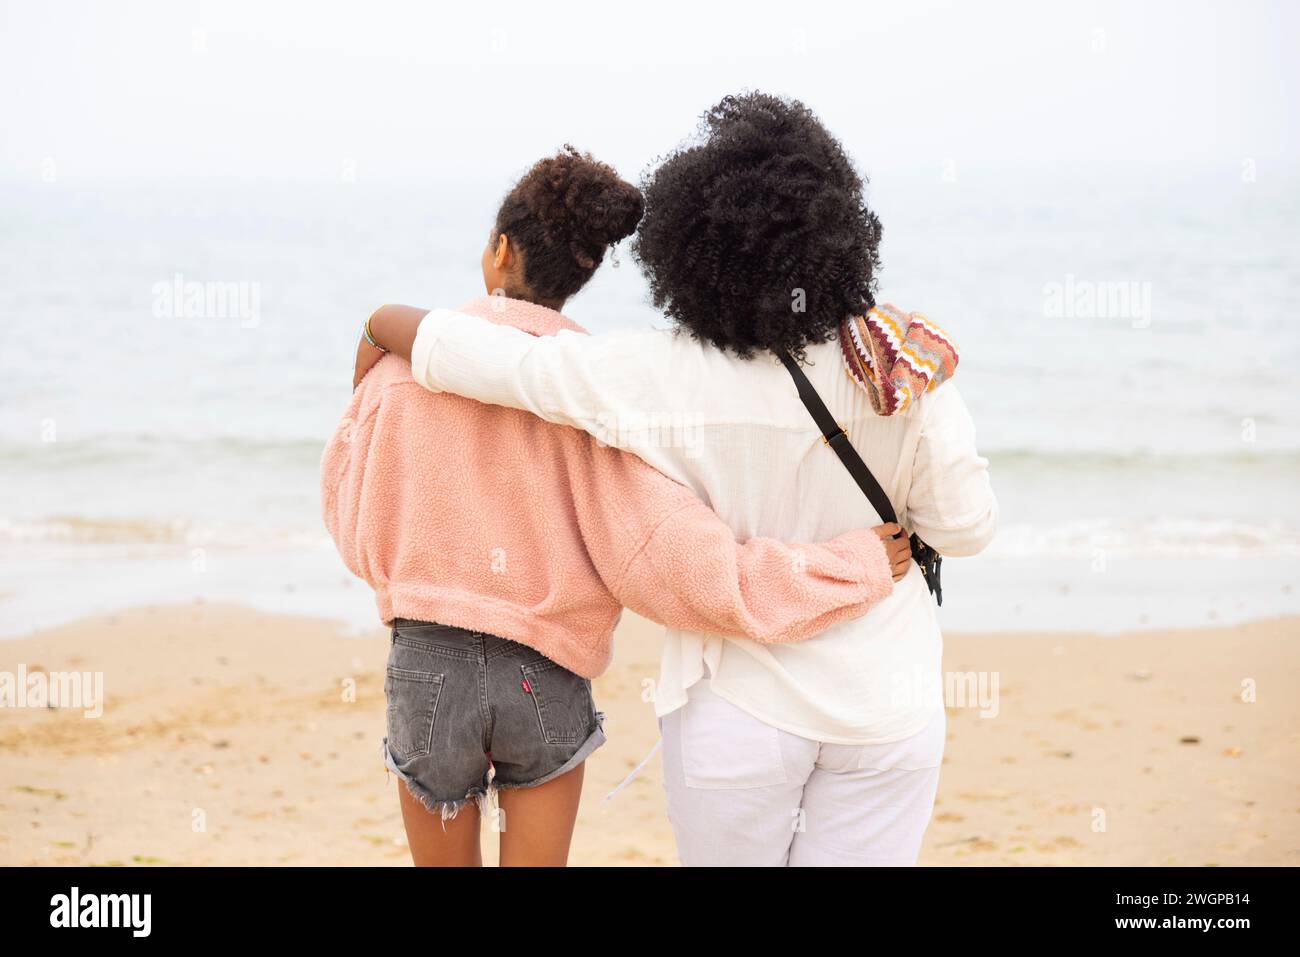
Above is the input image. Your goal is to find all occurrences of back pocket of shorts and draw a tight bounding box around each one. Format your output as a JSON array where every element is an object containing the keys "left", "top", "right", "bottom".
[
  {"left": 520, "top": 660, "right": 593, "bottom": 747},
  {"left": 385, "top": 666, "right": 444, "bottom": 759}
]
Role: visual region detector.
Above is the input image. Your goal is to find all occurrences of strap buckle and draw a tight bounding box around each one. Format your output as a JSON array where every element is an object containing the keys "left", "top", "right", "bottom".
[{"left": 822, "top": 424, "right": 849, "bottom": 447}]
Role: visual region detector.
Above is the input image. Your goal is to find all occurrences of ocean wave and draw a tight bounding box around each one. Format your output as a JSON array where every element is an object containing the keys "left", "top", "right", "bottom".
[
  {"left": 0, "top": 434, "right": 328, "bottom": 469},
  {"left": 983, "top": 447, "right": 1300, "bottom": 469},
  {"left": 988, "top": 518, "right": 1300, "bottom": 560},
  {"left": 0, "top": 516, "right": 330, "bottom": 550}
]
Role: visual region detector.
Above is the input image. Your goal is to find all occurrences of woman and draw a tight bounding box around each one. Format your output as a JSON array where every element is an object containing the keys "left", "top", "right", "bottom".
[
  {"left": 324, "top": 145, "right": 908, "bottom": 867},
  {"left": 357, "top": 96, "right": 998, "bottom": 866}
]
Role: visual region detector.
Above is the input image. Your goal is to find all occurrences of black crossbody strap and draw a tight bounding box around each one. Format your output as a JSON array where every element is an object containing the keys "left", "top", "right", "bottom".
[{"left": 777, "top": 350, "right": 898, "bottom": 525}]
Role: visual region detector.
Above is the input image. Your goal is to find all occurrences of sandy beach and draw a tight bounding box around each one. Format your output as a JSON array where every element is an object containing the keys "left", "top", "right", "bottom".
[{"left": 0, "top": 604, "right": 1295, "bottom": 867}]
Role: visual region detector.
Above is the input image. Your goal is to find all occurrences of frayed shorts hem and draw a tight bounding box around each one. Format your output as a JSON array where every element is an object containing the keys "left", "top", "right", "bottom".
[
  {"left": 494, "top": 724, "right": 606, "bottom": 793},
  {"left": 382, "top": 739, "right": 492, "bottom": 822},
  {"left": 381, "top": 724, "right": 606, "bottom": 821}
]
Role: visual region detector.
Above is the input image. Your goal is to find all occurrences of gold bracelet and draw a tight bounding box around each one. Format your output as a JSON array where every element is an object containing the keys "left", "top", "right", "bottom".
[{"left": 363, "top": 312, "right": 389, "bottom": 352}]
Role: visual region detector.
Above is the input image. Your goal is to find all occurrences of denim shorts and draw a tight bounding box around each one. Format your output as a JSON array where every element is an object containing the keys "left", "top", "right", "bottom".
[{"left": 382, "top": 619, "right": 605, "bottom": 819}]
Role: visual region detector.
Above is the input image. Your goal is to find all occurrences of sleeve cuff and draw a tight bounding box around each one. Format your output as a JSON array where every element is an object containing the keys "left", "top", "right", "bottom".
[{"left": 409, "top": 308, "right": 461, "bottom": 392}]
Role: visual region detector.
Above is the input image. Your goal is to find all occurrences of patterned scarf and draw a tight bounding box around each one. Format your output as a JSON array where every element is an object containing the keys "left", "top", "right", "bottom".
[{"left": 839, "top": 304, "right": 959, "bottom": 415}]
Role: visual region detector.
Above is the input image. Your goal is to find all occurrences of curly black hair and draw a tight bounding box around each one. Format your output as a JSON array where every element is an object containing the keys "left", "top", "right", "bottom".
[
  {"left": 632, "top": 92, "right": 881, "bottom": 359},
  {"left": 495, "top": 145, "right": 644, "bottom": 304}
]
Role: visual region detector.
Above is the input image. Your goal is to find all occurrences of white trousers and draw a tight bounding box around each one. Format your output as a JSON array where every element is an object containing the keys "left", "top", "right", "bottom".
[{"left": 660, "top": 680, "right": 945, "bottom": 866}]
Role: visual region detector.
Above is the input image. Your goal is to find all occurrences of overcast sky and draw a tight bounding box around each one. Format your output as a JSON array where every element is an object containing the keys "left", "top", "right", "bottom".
[{"left": 1, "top": 0, "right": 1296, "bottom": 184}]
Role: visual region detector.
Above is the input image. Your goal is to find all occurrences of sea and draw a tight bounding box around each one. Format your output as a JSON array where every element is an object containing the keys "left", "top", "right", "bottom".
[{"left": 2, "top": 162, "right": 1297, "bottom": 637}]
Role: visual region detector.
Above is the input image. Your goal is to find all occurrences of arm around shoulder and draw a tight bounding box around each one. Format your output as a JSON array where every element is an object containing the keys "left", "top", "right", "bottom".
[{"left": 410, "top": 311, "right": 687, "bottom": 447}]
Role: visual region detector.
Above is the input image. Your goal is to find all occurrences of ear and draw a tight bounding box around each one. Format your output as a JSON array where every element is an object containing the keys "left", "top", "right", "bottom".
[{"left": 494, "top": 233, "right": 512, "bottom": 270}]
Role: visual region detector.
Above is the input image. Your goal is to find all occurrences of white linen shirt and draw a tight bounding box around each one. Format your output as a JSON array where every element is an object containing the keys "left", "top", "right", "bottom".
[{"left": 411, "top": 310, "right": 998, "bottom": 744}]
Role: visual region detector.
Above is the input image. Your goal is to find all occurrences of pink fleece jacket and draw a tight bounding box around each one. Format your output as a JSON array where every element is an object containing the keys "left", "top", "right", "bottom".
[{"left": 321, "top": 296, "right": 895, "bottom": 679}]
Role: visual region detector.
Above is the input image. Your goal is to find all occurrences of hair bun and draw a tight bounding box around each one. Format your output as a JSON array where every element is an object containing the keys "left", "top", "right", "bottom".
[{"left": 518, "top": 145, "right": 645, "bottom": 267}]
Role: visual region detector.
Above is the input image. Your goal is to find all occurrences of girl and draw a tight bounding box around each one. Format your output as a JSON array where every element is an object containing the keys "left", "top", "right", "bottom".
[{"left": 323, "top": 146, "right": 909, "bottom": 866}]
